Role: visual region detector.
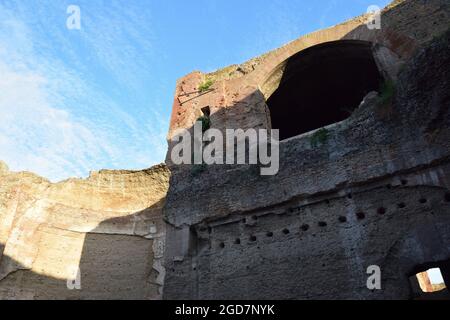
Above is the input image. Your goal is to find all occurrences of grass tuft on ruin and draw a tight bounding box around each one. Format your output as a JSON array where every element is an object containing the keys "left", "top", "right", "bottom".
[
  {"left": 310, "top": 128, "right": 329, "bottom": 147},
  {"left": 196, "top": 116, "right": 211, "bottom": 132},
  {"left": 378, "top": 79, "right": 396, "bottom": 105},
  {"left": 198, "top": 79, "right": 214, "bottom": 93}
]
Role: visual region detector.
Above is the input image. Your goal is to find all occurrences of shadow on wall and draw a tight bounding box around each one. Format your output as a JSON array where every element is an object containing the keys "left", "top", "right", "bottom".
[
  {"left": 0, "top": 199, "right": 166, "bottom": 300},
  {"left": 162, "top": 1, "right": 450, "bottom": 299},
  {"left": 166, "top": 0, "right": 450, "bottom": 186},
  {"left": 167, "top": 0, "right": 447, "bottom": 167},
  {"left": 0, "top": 0, "right": 448, "bottom": 301},
  {"left": 75, "top": 198, "right": 166, "bottom": 300}
]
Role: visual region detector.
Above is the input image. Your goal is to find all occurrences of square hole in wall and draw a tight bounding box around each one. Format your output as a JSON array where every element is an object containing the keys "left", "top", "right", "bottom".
[
  {"left": 416, "top": 268, "right": 446, "bottom": 293},
  {"left": 409, "top": 266, "right": 449, "bottom": 300}
]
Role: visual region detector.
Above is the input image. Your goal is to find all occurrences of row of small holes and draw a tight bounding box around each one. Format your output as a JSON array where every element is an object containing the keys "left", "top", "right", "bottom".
[
  {"left": 220, "top": 194, "right": 450, "bottom": 249},
  {"left": 224, "top": 223, "right": 319, "bottom": 248},
  {"left": 357, "top": 196, "right": 434, "bottom": 219}
]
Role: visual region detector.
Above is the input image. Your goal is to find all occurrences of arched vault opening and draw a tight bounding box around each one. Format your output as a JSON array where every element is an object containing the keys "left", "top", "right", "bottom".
[{"left": 266, "top": 40, "right": 384, "bottom": 140}]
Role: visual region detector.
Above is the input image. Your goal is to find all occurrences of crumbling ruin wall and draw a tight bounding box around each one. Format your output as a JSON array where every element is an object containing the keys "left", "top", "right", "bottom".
[
  {"left": 163, "top": 0, "right": 450, "bottom": 299},
  {"left": 0, "top": 162, "right": 170, "bottom": 300},
  {"left": 166, "top": 0, "right": 449, "bottom": 145},
  {"left": 0, "top": 0, "right": 449, "bottom": 301}
]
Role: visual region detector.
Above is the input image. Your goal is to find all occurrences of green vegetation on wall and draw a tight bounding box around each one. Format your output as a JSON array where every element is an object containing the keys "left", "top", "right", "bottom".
[
  {"left": 196, "top": 115, "right": 211, "bottom": 132},
  {"left": 191, "top": 163, "right": 207, "bottom": 177},
  {"left": 198, "top": 79, "right": 214, "bottom": 93},
  {"left": 310, "top": 128, "right": 329, "bottom": 148},
  {"left": 378, "top": 79, "right": 396, "bottom": 105}
]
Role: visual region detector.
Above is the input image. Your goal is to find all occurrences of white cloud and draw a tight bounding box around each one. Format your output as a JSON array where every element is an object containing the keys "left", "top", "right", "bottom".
[
  {"left": 0, "top": 60, "right": 115, "bottom": 181},
  {"left": 0, "top": 4, "right": 168, "bottom": 182}
]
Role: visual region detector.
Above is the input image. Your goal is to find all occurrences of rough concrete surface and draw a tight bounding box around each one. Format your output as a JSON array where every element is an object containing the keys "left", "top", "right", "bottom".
[
  {"left": 1, "top": 0, "right": 449, "bottom": 300},
  {"left": 163, "top": 0, "right": 450, "bottom": 300},
  {"left": 0, "top": 164, "right": 170, "bottom": 299}
]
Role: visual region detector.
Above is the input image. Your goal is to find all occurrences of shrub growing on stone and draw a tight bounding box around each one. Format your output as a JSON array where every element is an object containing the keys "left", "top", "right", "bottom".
[{"left": 198, "top": 79, "right": 214, "bottom": 93}]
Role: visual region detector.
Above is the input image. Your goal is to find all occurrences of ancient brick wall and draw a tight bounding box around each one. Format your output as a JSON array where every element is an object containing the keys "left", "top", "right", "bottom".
[
  {"left": 0, "top": 163, "right": 169, "bottom": 299},
  {"left": 0, "top": 0, "right": 449, "bottom": 301},
  {"left": 166, "top": 0, "right": 449, "bottom": 145},
  {"left": 163, "top": 0, "right": 450, "bottom": 299}
]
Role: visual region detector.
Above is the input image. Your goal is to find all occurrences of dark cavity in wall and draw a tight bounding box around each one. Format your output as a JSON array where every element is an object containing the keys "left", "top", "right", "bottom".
[
  {"left": 267, "top": 40, "right": 383, "bottom": 140},
  {"left": 409, "top": 259, "right": 450, "bottom": 300}
]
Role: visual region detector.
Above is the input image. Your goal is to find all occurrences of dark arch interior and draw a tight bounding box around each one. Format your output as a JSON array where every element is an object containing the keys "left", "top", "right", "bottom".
[{"left": 267, "top": 40, "right": 383, "bottom": 140}]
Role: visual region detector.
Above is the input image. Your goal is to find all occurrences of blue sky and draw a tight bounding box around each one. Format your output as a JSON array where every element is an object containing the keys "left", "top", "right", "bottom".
[{"left": 0, "top": 0, "right": 391, "bottom": 182}]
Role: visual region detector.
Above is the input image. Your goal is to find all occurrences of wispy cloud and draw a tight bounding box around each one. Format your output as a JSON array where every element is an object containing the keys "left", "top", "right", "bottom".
[
  {"left": 0, "top": 2, "right": 168, "bottom": 182},
  {"left": 0, "top": 60, "right": 110, "bottom": 180},
  {"left": 0, "top": 0, "right": 392, "bottom": 182}
]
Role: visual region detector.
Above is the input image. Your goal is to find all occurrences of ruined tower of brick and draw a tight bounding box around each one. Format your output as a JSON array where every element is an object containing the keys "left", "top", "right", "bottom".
[
  {"left": 0, "top": 0, "right": 449, "bottom": 300},
  {"left": 163, "top": 0, "right": 450, "bottom": 299}
]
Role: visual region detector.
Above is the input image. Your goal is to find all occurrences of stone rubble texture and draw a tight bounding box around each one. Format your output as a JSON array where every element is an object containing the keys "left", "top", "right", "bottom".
[
  {"left": 0, "top": 0, "right": 449, "bottom": 300},
  {"left": 163, "top": 0, "right": 450, "bottom": 299},
  {"left": 0, "top": 164, "right": 170, "bottom": 299}
]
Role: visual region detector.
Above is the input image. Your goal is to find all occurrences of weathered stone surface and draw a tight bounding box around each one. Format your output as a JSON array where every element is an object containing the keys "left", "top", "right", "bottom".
[
  {"left": 167, "top": 0, "right": 449, "bottom": 143},
  {"left": 0, "top": 161, "right": 8, "bottom": 174},
  {"left": 163, "top": 0, "right": 450, "bottom": 300},
  {"left": 0, "top": 164, "right": 170, "bottom": 300},
  {"left": 1, "top": 0, "right": 450, "bottom": 301}
]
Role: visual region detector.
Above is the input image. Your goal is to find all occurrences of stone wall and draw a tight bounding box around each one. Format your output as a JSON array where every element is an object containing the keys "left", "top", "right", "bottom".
[
  {"left": 166, "top": 0, "right": 449, "bottom": 146},
  {"left": 1, "top": 0, "right": 449, "bottom": 301},
  {"left": 0, "top": 162, "right": 170, "bottom": 300},
  {"left": 163, "top": 0, "right": 450, "bottom": 299}
]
